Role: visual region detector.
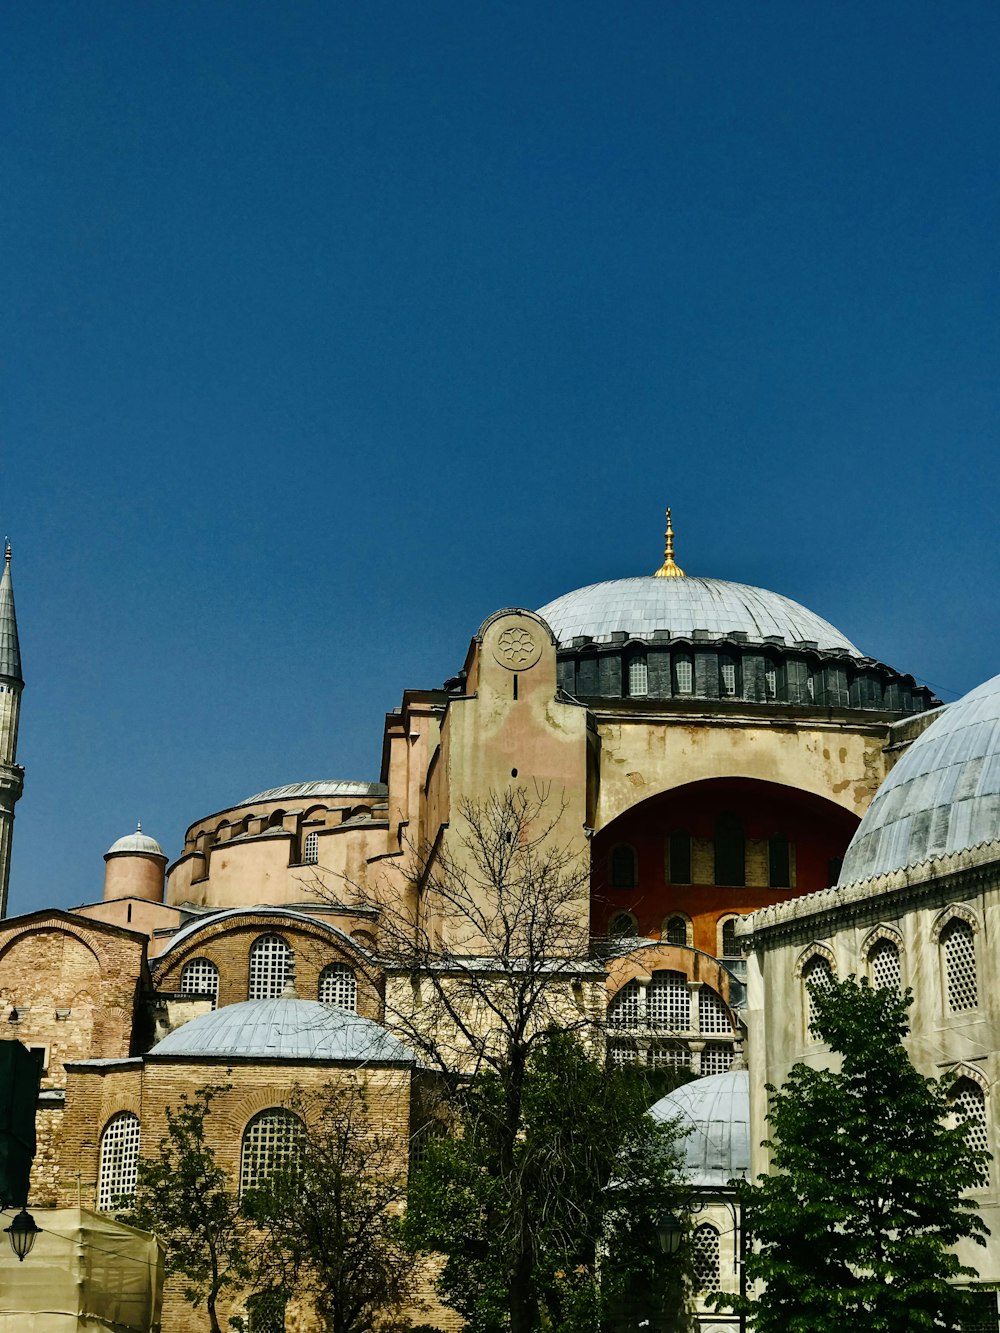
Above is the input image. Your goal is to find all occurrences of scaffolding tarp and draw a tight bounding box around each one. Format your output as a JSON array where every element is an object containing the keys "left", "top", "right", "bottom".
[{"left": 0, "top": 1207, "right": 164, "bottom": 1333}]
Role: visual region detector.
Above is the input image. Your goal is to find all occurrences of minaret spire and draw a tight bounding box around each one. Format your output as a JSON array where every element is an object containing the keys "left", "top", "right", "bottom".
[
  {"left": 653, "top": 508, "right": 686, "bottom": 578},
  {"left": 0, "top": 541, "right": 24, "bottom": 917}
]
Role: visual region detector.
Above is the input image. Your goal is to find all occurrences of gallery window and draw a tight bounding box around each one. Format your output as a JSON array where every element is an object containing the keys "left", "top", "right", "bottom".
[
  {"left": 318, "top": 962, "right": 357, "bottom": 1011},
  {"left": 698, "top": 987, "right": 732, "bottom": 1035},
  {"left": 714, "top": 812, "right": 745, "bottom": 887},
  {"left": 667, "top": 829, "right": 691, "bottom": 884},
  {"left": 248, "top": 934, "right": 292, "bottom": 1001},
  {"left": 647, "top": 970, "right": 690, "bottom": 1031},
  {"left": 674, "top": 656, "right": 694, "bottom": 695},
  {"left": 942, "top": 919, "right": 978, "bottom": 1012},
  {"left": 240, "top": 1110, "right": 306, "bottom": 1197},
  {"left": 302, "top": 831, "right": 319, "bottom": 865},
  {"left": 720, "top": 660, "right": 737, "bottom": 697},
  {"left": 720, "top": 917, "right": 740, "bottom": 958},
  {"left": 97, "top": 1112, "right": 141, "bottom": 1212},
  {"left": 610, "top": 844, "right": 638, "bottom": 889},
  {"left": 691, "top": 1223, "right": 721, "bottom": 1293},
  {"left": 768, "top": 834, "right": 791, "bottom": 888},
  {"left": 663, "top": 915, "right": 689, "bottom": 947},
  {"left": 628, "top": 655, "right": 648, "bottom": 697},
  {"left": 180, "top": 956, "right": 220, "bottom": 1008},
  {"left": 701, "top": 1044, "right": 734, "bottom": 1077},
  {"left": 607, "top": 979, "right": 641, "bottom": 1029}
]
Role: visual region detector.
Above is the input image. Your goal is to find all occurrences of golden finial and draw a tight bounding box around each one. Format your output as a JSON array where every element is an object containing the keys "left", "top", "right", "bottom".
[{"left": 653, "top": 508, "right": 685, "bottom": 578}]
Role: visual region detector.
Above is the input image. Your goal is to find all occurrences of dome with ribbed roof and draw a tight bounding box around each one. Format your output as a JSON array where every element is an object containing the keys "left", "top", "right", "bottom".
[
  {"left": 241, "top": 780, "right": 387, "bottom": 804},
  {"left": 839, "top": 672, "right": 1000, "bottom": 885},
  {"left": 649, "top": 1070, "right": 750, "bottom": 1188},
  {"left": 105, "top": 825, "right": 166, "bottom": 859},
  {"left": 148, "top": 997, "right": 416, "bottom": 1064}
]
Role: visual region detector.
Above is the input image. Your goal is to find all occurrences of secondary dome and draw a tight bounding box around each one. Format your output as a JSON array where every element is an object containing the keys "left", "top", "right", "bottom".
[
  {"left": 105, "top": 824, "right": 166, "bottom": 859},
  {"left": 839, "top": 672, "right": 1000, "bottom": 885},
  {"left": 537, "top": 576, "right": 860, "bottom": 654},
  {"left": 649, "top": 1069, "right": 750, "bottom": 1188},
  {"left": 148, "top": 998, "right": 416, "bottom": 1064}
]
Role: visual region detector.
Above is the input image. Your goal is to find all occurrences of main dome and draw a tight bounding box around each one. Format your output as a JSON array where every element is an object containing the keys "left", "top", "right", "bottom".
[
  {"left": 536, "top": 576, "right": 861, "bottom": 654},
  {"left": 839, "top": 671, "right": 1000, "bottom": 885}
]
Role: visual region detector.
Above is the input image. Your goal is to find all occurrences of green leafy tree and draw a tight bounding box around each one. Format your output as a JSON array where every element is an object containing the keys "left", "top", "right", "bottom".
[
  {"left": 241, "top": 1081, "right": 417, "bottom": 1333},
  {"left": 120, "top": 1084, "right": 254, "bottom": 1333},
  {"left": 404, "top": 1028, "right": 689, "bottom": 1333},
  {"left": 716, "top": 976, "right": 990, "bottom": 1332}
]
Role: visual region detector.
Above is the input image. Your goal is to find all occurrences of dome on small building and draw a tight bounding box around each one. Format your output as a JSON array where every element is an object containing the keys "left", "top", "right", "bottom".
[
  {"left": 649, "top": 1070, "right": 750, "bottom": 1189},
  {"left": 148, "top": 997, "right": 416, "bottom": 1065},
  {"left": 105, "top": 824, "right": 166, "bottom": 860},
  {"left": 839, "top": 671, "right": 1000, "bottom": 885}
]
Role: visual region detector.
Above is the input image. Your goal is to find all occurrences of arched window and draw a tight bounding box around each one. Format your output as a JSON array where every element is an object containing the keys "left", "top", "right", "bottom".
[
  {"left": 248, "top": 935, "right": 292, "bottom": 1000},
  {"left": 610, "top": 844, "right": 638, "bottom": 889},
  {"left": 180, "top": 957, "right": 220, "bottom": 1008},
  {"left": 691, "top": 1223, "right": 721, "bottom": 1293},
  {"left": 247, "top": 1289, "right": 289, "bottom": 1333},
  {"left": 764, "top": 662, "right": 778, "bottom": 699},
  {"left": 667, "top": 829, "right": 691, "bottom": 884},
  {"left": 97, "top": 1112, "right": 140, "bottom": 1212},
  {"left": 942, "top": 919, "right": 978, "bottom": 1012},
  {"left": 302, "top": 831, "right": 319, "bottom": 865},
  {"left": 720, "top": 917, "right": 740, "bottom": 958},
  {"left": 699, "top": 986, "right": 732, "bottom": 1035},
  {"left": 663, "top": 915, "right": 689, "bottom": 947},
  {"left": 714, "top": 812, "right": 745, "bottom": 887},
  {"left": 868, "top": 939, "right": 901, "bottom": 993},
  {"left": 720, "top": 659, "right": 738, "bottom": 697},
  {"left": 628, "top": 655, "right": 648, "bottom": 697},
  {"left": 647, "top": 970, "right": 690, "bottom": 1031},
  {"left": 768, "top": 834, "right": 790, "bottom": 888},
  {"left": 950, "top": 1078, "right": 988, "bottom": 1185},
  {"left": 607, "top": 979, "right": 641, "bottom": 1029},
  {"left": 240, "top": 1110, "right": 306, "bottom": 1196},
  {"left": 318, "top": 963, "right": 357, "bottom": 1011},
  {"left": 608, "top": 911, "right": 638, "bottom": 938},
  {"left": 802, "top": 955, "right": 834, "bottom": 1031},
  {"left": 674, "top": 655, "right": 693, "bottom": 695}
]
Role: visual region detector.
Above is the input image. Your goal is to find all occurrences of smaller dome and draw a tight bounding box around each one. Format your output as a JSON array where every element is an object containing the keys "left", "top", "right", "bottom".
[
  {"left": 649, "top": 1070, "right": 750, "bottom": 1188},
  {"left": 105, "top": 824, "right": 166, "bottom": 859},
  {"left": 148, "top": 998, "right": 416, "bottom": 1064}
]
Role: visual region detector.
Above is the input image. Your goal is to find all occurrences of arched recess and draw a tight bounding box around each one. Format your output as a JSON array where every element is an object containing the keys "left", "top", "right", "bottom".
[
  {"left": 794, "top": 941, "right": 837, "bottom": 978},
  {"left": 930, "top": 902, "right": 981, "bottom": 943},
  {"left": 860, "top": 923, "right": 904, "bottom": 958}
]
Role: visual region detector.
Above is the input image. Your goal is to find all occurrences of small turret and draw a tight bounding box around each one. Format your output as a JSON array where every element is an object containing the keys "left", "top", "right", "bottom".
[
  {"left": 103, "top": 822, "right": 168, "bottom": 904},
  {"left": 0, "top": 541, "right": 24, "bottom": 918}
]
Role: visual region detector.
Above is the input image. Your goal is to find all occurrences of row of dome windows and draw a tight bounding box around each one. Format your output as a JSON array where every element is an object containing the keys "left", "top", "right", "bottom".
[
  {"left": 608, "top": 912, "right": 743, "bottom": 959},
  {"left": 178, "top": 935, "right": 357, "bottom": 1010},
  {"left": 609, "top": 824, "right": 808, "bottom": 891},
  {"left": 607, "top": 973, "right": 735, "bottom": 1035}
]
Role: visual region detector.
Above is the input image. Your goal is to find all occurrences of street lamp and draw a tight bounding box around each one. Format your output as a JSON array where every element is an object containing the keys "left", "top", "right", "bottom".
[
  {"left": 5, "top": 1207, "right": 41, "bottom": 1262},
  {"left": 656, "top": 1212, "right": 685, "bottom": 1256}
]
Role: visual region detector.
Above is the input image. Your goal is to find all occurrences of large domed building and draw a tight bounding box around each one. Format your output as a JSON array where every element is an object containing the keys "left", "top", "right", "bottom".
[{"left": 3, "top": 516, "right": 988, "bottom": 1331}]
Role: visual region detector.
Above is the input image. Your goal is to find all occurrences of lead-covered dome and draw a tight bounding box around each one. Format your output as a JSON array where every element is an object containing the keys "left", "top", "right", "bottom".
[
  {"left": 839, "top": 672, "right": 1000, "bottom": 885},
  {"left": 537, "top": 576, "right": 860, "bottom": 654},
  {"left": 148, "top": 998, "right": 416, "bottom": 1064},
  {"left": 649, "top": 1069, "right": 750, "bottom": 1188},
  {"left": 105, "top": 825, "right": 166, "bottom": 859}
]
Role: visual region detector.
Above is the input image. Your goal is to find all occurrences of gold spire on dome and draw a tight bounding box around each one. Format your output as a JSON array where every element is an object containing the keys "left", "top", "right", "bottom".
[{"left": 653, "top": 508, "right": 686, "bottom": 578}]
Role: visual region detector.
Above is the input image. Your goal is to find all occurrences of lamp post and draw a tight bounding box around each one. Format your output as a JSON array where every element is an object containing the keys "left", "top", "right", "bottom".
[
  {"left": 656, "top": 1192, "right": 746, "bottom": 1333},
  {"left": 5, "top": 1207, "right": 41, "bottom": 1262}
]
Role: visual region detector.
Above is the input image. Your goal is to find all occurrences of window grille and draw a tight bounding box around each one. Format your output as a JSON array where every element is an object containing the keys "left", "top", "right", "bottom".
[
  {"left": 303, "top": 830, "right": 319, "bottom": 865},
  {"left": 961, "top": 1291, "right": 999, "bottom": 1333},
  {"left": 319, "top": 963, "right": 357, "bottom": 1011},
  {"left": 721, "top": 662, "right": 737, "bottom": 696},
  {"left": 180, "top": 957, "right": 219, "bottom": 1008},
  {"left": 869, "top": 939, "right": 901, "bottom": 993},
  {"left": 668, "top": 829, "right": 691, "bottom": 883},
  {"left": 721, "top": 918, "right": 739, "bottom": 957},
  {"left": 247, "top": 1289, "right": 288, "bottom": 1333},
  {"left": 608, "top": 911, "right": 637, "bottom": 938},
  {"left": 701, "top": 1043, "right": 734, "bottom": 1076},
  {"left": 607, "top": 980, "right": 641, "bottom": 1028},
  {"left": 240, "top": 1110, "right": 306, "bottom": 1196},
  {"left": 806, "top": 673, "right": 815, "bottom": 700},
  {"left": 608, "top": 1043, "right": 638, "bottom": 1067},
  {"left": 699, "top": 987, "right": 732, "bottom": 1035},
  {"left": 628, "top": 656, "right": 648, "bottom": 697},
  {"left": 648, "top": 971, "right": 690, "bottom": 1031},
  {"left": 664, "top": 915, "right": 688, "bottom": 947},
  {"left": 649, "top": 1044, "right": 690, "bottom": 1071},
  {"left": 248, "top": 935, "right": 291, "bottom": 1000},
  {"left": 764, "top": 664, "right": 777, "bottom": 698},
  {"left": 802, "top": 956, "right": 834, "bottom": 1029},
  {"left": 943, "top": 920, "right": 978, "bottom": 1012},
  {"left": 951, "top": 1079, "right": 989, "bottom": 1183},
  {"left": 610, "top": 844, "right": 638, "bottom": 888},
  {"left": 675, "top": 658, "right": 693, "bottom": 694},
  {"left": 691, "top": 1224, "right": 721, "bottom": 1293},
  {"left": 97, "top": 1112, "right": 140, "bottom": 1212},
  {"left": 768, "top": 834, "right": 790, "bottom": 888}
]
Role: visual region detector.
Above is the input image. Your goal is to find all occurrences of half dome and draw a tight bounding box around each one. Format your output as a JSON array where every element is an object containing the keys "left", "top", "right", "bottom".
[
  {"left": 148, "top": 997, "right": 416, "bottom": 1064},
  {"left": 649, "top": 1069, "right": 750, "bottom": 1188},
  {"left": 839, "top": 672, "right": 1000, "bottom": 885},
  {"left": 537, "top": 577, "right": 860, "bottom": 654}
]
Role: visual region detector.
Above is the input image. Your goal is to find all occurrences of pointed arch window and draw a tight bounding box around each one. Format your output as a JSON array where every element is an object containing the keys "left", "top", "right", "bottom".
[
  {"left": 942, "top": 919, "right": 978, "bottom": 1012},
  {"left": 801, "top": 954, "right": 834, "bottom": 1031},
  {"left": 240, "top": 1109, "right": 306, "bottom": 1196},
  {"left": 97, "top": 1112, "right": 140, "bottom": 1212},
  {"left": 868, "top": 939, "right": 901, "bottom": 993},
  {"left": 248, "top": 934, "right": 292, "bottom": 1000},
  {"left": 318, "top": 963, "right": 357, "bottom": 1011},
  {"left": 610, "top": 844, "right": 638, "bottom": 889},
  {"left": 691, "top": 1223, "right": 721, "bottom": 1293},
  {"left": 714, "top": 812, "right": 745, "bottom": 887},
  {"left": 950, "top": 1078, "right": 988, "bottom": 1185},
  {"left": 180, "top": 957, "right": 220, "bottom": 1009}
]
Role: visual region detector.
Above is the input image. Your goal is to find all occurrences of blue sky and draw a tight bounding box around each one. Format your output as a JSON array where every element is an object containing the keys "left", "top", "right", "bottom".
[{"left": 3, "top": 2, "right": 998, "bottom": 912}]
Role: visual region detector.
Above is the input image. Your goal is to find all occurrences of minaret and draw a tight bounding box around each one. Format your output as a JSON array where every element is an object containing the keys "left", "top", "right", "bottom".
[{"left": 0, "top": 541, "right": 24, "bottom": 917}]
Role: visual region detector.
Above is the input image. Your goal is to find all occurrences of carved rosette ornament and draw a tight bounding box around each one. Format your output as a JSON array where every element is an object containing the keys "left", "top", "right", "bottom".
[{"left": 492, "top": 624, "right": 543, "bottom": 672}]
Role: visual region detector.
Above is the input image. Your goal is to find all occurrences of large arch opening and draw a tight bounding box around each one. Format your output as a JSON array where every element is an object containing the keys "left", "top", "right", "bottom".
[{"left": 591, "top": 777, "right": 859, "bottom": 952}]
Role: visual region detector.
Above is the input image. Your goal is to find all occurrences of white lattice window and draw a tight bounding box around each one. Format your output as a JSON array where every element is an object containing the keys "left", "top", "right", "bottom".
[
  {"left": 943, "top": 920, "right": 978, "bottom": 1012},
  {"left": 721, "top": 662, "right": 736, "bottom": 696},
  {"left": 649, "top": 1044, "right": 690, "bottom": 1071},
  {"left": 951, "top": 1079, "right": 989, "bottom": 1184},
  {"left": 869, "top": 940, "right": 901, "bottom": 993},
  {"left": 699, "top": 987, "right": 732, "bottom": 1035},
  {"left": 303, "top": 831, "right": 319, "bottom": 865},
  {"left": 628, "top": 657, "right": 648, "bottom": 697},
  {"left": 691, "top": 1223, "right": 721, "bottom": 1293},
  {"left": 608, "top": 980, "right": 641, "bottom": 1029},
  {"left": 319, "top": 963, "right": 357, "bottom": 1011},
  {"left": 675, "top": 658, "right": 693, "bottom": 694},
  {"left": 248, "top": 935, "right": 291, "bottom": 1000},
  {"left": 765, "top": 665, "right": 777, "bottom": 698},
  {"left": 648, "top": 971, "right": 690, "bottom": 1031},
  {"left": 240, "top": 1110, "right": 306, "bottom": 1196},
  {"left": 608, "top": 1043, "right": 638, "bottom": 1067},
  {"left": 180, "top": 957, "right": 220, "bottom": 1008},
  {"left": 97, "top": 1112, "right": 140, "bottom": 1212},
  {"left": 802, "top": 955, "right": 834, "bottom": 1030},
  {"left": 701, "top": 1043, "right": 734, "bottom": 1076}
]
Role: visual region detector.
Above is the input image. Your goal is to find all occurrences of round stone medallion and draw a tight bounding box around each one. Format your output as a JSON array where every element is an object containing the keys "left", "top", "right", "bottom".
[{"left": 492, "top": 623, "right": 542, "bottom": 671}]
